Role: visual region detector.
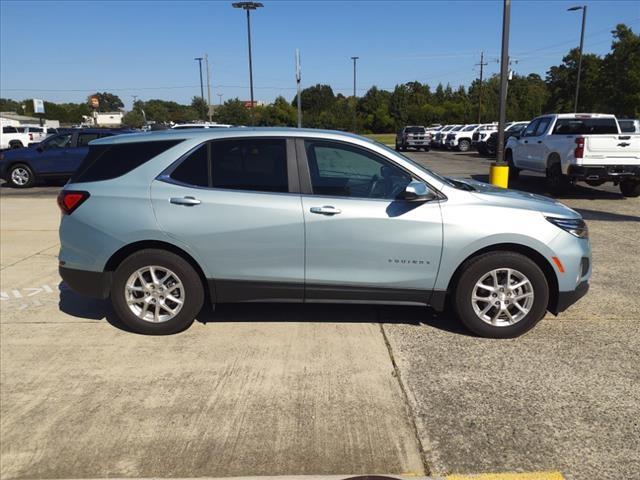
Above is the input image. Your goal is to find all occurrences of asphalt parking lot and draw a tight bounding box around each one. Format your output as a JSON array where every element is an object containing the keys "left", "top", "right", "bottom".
[{"left": 1, "top": 149, "right": 639, "bottom": 480}]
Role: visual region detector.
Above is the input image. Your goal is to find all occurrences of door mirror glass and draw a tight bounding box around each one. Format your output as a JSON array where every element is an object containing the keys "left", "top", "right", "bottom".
[{"left": 401, "top": 181, "right": 435, "bottom": 202}]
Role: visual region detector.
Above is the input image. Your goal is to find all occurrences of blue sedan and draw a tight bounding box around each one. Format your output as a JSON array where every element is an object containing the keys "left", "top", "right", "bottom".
[{"left": 0, "top": 128, "right": 131, "bottom": 188}]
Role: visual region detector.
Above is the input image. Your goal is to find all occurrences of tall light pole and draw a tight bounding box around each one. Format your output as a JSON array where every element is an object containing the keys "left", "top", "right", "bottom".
[
  {"left": 351, "top": 56, "right": 359, "bottom": 133},
  {"left": 232, "top": 1, "right": 263, "bottom": 122},
  {"left": 217, "top": 93, "right": 224, "bottom": 105},
  {"left": 490, "top": 0, "right": 511, "bottom": 188},
  {"left": 194, "top": 57, "right": 205, "bottom": 119},
  {"left": 568, "top": 5, "right": 587, "bottom": 113},
  {"left": 296, "top": 49, "right": 302, "bottom": 128},
  {"left": 205, "top": 54, "right": 212, "bottom": 122}
]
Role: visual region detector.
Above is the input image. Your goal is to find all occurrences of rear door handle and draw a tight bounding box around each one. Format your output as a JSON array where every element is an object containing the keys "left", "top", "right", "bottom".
[
  {"left": 170, "top": 196, "right": 201, "bottom": 206},
  {"left": 310, "top": 205, "right": 341, "bottom": 215},
  {"left": 523, "top": 140, "right": 528, "bottom": 144}
]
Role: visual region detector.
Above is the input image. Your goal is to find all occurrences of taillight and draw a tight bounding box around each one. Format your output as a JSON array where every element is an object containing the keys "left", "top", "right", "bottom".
[
  {"left": 57, "top": 190, "right": 89, "bottom": 214},
  {"left": 574, "top": 137, "right": 585, "bottom": 158}
]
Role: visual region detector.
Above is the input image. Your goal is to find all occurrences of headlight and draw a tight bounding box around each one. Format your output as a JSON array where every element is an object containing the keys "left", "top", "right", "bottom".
[{"left": 546, "top": 216, "right": 588, "bottom": 239}]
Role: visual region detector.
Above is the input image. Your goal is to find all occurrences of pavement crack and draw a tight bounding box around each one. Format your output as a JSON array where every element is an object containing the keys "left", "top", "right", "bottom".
[
  {"left": 378, "top": 319, "right": 431, "bottom": 476},
  {"left": 0, "top": 243, "right": 59, "bottom": 271}
]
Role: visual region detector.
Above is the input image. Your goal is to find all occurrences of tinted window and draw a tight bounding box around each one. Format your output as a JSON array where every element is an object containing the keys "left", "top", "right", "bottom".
[
  {"left": 463, "top": 125, "right": 478, "bottom": 131},
  {"left": 170, "top": 144, "right": 208, "bottom": 187},
  {"left": 44, "top": 134, "right": 72, "bottom": 148},
  {"left": 2, "top": 126, "right": 17, "bottom": 133},
  {"left": 173, "top": 125, "right": 204, "bottom": 129},
  {"left": 405, "top": 127, "right": 425, "bottom": 134},
  {"left": 211, "top": 139, "right": 288, "bottom": 192},
  {"left": 552, "top": 117, "right": 619, "bottom": 135},
  {"left": 77, "top": 133, "right": 100, "bottom": 147},
  {"left": 305, "top": 140, "right": 412, "bottom": 199},
  {"left": 71, "top": 140, "right": 183, "bottom": 183},
  {"left": 618, "top": 120, "right": 637, "bottom": 133}
]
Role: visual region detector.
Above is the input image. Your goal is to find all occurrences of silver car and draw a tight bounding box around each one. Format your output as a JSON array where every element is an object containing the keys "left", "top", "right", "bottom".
[{"left": 58, "top": 128, "right": 591, "bottom": 337}]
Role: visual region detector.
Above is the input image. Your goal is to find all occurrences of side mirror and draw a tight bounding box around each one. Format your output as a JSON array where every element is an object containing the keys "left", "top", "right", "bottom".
[{"left": 401, "top": 181, "right": 436, "bottom": 202}]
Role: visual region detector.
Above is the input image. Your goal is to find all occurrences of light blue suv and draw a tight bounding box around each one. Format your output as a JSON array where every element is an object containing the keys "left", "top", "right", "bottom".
[{"left": 58, "top": 128, "right": 591, "bottom": 337}]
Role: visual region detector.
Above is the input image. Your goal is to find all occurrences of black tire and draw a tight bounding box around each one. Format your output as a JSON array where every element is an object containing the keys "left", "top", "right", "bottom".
[
  {"left": 505, "top": 150, "right": 520, "bottom": 181},
  {"left": 453, "top": 251, "right": 549, "bottom": 338},
  {"left": 111, "top": 249, "right": 204, "bottom": 335},
  {"left": 546, "top": 160, "right": 569, "bottom": 193},
  {"left": 620, "top": 179, "right": 640, "bottom": 197},
  {"left": 458, "top": 139, "right": 471, "bottom": 152},
  {"left": 8, "top": 163, "right": 35, "bottom": 188},
  {"left": 395, "top": 143, "right": 400, "bottom": 152}
]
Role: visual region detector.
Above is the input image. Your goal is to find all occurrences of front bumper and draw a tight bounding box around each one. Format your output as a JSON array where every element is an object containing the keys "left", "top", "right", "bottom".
[
  {"left": 59, "top": 265, "right": 112, "bottom": 299},
  {"left": 568, "top": 164, "right": 640, "bottom": 181},
  {"left": 551, "top": 280, "right": 589, "bottom": 314}
]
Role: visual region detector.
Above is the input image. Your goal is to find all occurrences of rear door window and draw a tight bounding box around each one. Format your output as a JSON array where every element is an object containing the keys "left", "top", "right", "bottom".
[
  {"left": 71, "top": 140, "right": 183, "bottom": 183},
  {"left": 211, "top": 139, "right": 288, "bottom": 192},
  {"left": 169, "top": 145, "right": 209, "bottom": 187},
  {"left": 552, "top": 117, "right": 619, "bottom": 135}
]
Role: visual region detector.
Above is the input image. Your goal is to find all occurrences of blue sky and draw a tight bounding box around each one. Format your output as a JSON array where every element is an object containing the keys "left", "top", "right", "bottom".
[{"left": 1, "top": 0, "right": 638, "bottom": 110}]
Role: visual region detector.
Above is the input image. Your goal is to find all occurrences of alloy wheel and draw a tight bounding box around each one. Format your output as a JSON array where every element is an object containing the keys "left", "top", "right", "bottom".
[
  {"left": 125, "top": 266, "right": 185, "bottom": 323},
  {"left": 11, "top": 167, "right": 30, "bottom": 186},
  {"left": 471, "top": 268, "right": 534, "bottom": 326}
]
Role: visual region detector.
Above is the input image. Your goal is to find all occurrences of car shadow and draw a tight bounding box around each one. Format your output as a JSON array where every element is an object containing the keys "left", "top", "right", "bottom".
[
  {"left": 471, "top": 173, "right": 626, "bottom": 200},
  {"left": 574, "top": 208, "right": 640, "bottom": 222},
  {"left": 58, "top": 282, "right": 472, "bottom": 336}
]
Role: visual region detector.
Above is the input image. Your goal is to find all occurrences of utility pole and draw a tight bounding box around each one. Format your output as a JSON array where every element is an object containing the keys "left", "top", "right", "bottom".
[
  {"left": 568, "top": 5, "right": 587, "bottom": 113},
  {"left": 205, "top": 54, "right": 212, "bottom": 122},
  {"left": 194, "top": 57, "right": 205, "bottom": 119},
  {"left": 351, "top": 56, "right": 359, "bottom": 133},
  {"left": 232, "top": 2, "right": 263, "bottom": 124},
  {"left": 296, "top": 49, "right": 302, "bottom": 128},
  {"left": 490, "top": 0, "right": 511, "bottom": 188},
  {"left": 475, "top": 51, "right": 488, "bottom": 124}
]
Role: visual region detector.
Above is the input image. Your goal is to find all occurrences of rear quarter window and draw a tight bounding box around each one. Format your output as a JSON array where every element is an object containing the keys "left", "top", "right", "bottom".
[{"left": 71, "top": 140, "right": 183, "bottom": 183}]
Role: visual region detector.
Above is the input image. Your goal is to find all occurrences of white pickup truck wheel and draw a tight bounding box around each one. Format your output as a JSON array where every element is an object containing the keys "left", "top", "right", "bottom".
[{"left": 620, "top": 180, "right": 640, "bottom": 198}]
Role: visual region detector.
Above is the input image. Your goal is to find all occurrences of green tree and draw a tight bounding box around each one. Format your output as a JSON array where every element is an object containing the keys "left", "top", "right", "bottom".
[
  {"left": 87, "top": 92, "right": 124, "bottom": 112},
  {"left": 122, "top": 109, "right": 145, "bottom": 128},
  {"left": 214, "top": 99, "right": 251, "bottom": 125},
  {"left": 191, "top": 96, "right": 208, "bottom": 120},
  {"left": 599, "top": 24, "right": 640, "bottom": 117}
]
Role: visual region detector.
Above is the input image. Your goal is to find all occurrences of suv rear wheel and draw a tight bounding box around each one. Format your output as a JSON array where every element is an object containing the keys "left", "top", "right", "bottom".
[
  {"left": 111, "top": 249, "right": 204, "bottom": 335},
  {"left": 453, "top": 251, "right": 549, "bottom": 338},
  {"left": 458, "top": 139, "right": 471, "bottom": 152}
]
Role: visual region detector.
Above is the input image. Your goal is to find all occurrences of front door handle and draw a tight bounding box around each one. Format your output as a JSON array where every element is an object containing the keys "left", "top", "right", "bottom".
[
  {"left": 310, "top": 205, "right": 341, "bottom": 215},
  {"left": 170, "top": 196, "right": 201, "bottom": 206},
  {"left": 523, "top": 140, "right": 528, "bottom": 144}
]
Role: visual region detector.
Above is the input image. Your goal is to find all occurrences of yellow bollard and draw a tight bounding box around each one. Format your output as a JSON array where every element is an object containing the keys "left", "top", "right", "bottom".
[{"left": 490, "top": 162, "right": 509, "bottom": 188}]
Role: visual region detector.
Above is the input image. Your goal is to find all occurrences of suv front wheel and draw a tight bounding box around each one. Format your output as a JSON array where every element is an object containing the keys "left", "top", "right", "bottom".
[
  {"left": 453, "top": 251, "right": 549, "bottom": 338},
  {"left": 111, "top": 249, "right": 204, "bottom": 335}
]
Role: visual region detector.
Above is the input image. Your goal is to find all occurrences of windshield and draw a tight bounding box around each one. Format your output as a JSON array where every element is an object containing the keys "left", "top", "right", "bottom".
[
  {"left": 405, "top": 127, "right": 425, "bottom": 134},
  {"left": 451, "top": 126, "right": 463, "bottom": 132},
  {"left": 463, "top": 125, "right": 478, "bottom": 131}
]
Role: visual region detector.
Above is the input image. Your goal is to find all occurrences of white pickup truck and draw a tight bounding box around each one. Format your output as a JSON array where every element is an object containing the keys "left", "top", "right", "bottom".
[
  {"left": 0, "top": 126, "right": 46, "bottom": 150},
  {"left": 505, "top": 113, "right": 640, "bottom": 197}
]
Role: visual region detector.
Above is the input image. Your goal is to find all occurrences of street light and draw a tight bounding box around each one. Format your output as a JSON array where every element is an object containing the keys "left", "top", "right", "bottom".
[
  {"left": 232, "top": 1, "right": 263, "bottom": 119},
  {"left": 351, "top": 56, "right": 359, "bottom": 132},
  {"left": 194, "top": 57, "right": 205, "bottom": 119},
  {"left": 568, "top": 5, "right": 587, "bottom": 113}
]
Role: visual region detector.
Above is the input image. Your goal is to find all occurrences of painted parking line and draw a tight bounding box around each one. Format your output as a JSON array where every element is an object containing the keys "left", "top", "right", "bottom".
[{"left": 447, "top": 472, "right": 564, "bottom": 480}]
